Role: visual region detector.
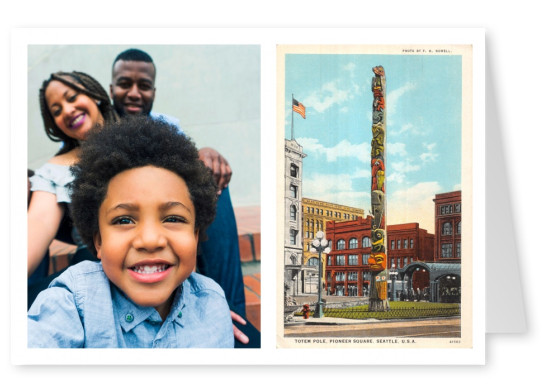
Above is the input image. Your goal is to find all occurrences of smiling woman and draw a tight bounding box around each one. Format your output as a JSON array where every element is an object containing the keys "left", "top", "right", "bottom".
[{"left": 27, "top": 71, "right": 118, "bottom": 281}]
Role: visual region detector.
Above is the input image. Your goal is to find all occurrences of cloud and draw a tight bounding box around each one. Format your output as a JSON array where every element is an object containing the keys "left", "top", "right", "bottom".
[
  {"left": 420, "top": 142, "right": 438, "bottom": 162},
  {"left": 387, "top": 159, "right": 421, "bottom": 184},
  {"left": 303, "top": 172, "right": 369, "bottom": 211},
  {"left": 304, "top": 81, "right": 350, "bottom": 113},
  {"left": 296, "top": 137, "right": 371, "bottom": 163},
  {"left": 343, "top": 62, "right": 356, "bottom": 72},
  {"left": 303, "top": 172, "right": 354, "bottom": 196},
  {"left": 387, "top": 81, "right": 416, "bottom": 118},
  {"left": 387, "top": 181, "right": 443, "bottom": 233},
  {"left": 387, "top": 142, "right": 407, "bottom": 157}
]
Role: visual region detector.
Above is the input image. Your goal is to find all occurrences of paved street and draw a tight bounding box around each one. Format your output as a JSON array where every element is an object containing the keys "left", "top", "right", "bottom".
[{"left": 284, "top": 317, "right": 460, "bottom": 338}]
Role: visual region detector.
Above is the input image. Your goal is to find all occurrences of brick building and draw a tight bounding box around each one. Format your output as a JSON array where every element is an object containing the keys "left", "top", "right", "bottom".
[
  {"left": 324, "top": 216, "right": 373, "bottom": 297},
  {"left": 433, "top": 191, "right": 462, "bottom": 263},
  {"left": 388, "top": 223, "right": 434, "bottom": 269},
  {"left": 323, "top": 218, "right": 435, "bottom": 297}
]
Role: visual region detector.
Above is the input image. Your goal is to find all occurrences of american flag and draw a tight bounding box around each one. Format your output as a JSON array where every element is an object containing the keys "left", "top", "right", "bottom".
[{"left": 292, "top": 98, "right": 306, "bottom": 119}]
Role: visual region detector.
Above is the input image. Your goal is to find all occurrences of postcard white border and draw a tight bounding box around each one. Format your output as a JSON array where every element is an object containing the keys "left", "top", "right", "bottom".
[{"left": 11, "top": 27, "right": 484, "bottom": 365}]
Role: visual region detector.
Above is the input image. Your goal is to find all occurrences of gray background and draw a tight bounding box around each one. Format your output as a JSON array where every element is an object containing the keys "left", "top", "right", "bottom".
[{"left": 27, "top": 45, "right": 260, "bottom": 208}]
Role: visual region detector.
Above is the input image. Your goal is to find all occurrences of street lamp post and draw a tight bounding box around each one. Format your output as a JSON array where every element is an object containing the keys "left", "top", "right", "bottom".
[
  {"left": 389, "top": 263, "right": 398, "bottom": 301},
  {"left": 310, "top": 230, "right": 331, "bottom": 318}
]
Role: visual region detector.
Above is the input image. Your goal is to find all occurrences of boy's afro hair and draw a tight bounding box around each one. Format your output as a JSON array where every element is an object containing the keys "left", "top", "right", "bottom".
[{"left": 69, "top": 116, "right": 218, "bottom": 257}]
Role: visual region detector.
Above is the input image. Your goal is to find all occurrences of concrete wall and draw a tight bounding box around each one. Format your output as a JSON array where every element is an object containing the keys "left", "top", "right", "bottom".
[{"left": 27, "top": 45, "right": 260, "bottom": 207}]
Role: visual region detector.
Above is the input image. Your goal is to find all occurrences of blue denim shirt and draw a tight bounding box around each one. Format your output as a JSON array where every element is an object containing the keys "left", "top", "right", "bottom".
[{"left": 28, "top": 261, "right": 234, "bottom": 348}]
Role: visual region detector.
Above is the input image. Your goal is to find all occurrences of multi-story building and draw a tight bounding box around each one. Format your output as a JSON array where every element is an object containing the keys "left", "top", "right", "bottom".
[
  {"left": 324, "top": 219, "right": 435, "bottom": 297},
  {"left": 433, "top": 191, "right": 461, "bottom": 263},
  {"left": 324, "top": 216, "right": 373, "bottom": 297},
  {"left": 283, "top": 139, "right": 307, "bottom": 296},
  {"left": 388, "top": 223, "right": 434, "bottom": 269},
  {"left": 302, "top": 197, "right": 364, "bottom": 267}
]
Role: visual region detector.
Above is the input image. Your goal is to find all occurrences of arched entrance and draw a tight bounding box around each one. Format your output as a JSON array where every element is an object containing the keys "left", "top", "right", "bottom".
[
  {"left": 400, "top": 262, "right": 461, "bottom": 302},
  {"left": 437, "top": 274, "right": 461, "bottom": 303},
  {"left": 402, "top": 264, "right": 430, "bottom": 301}
]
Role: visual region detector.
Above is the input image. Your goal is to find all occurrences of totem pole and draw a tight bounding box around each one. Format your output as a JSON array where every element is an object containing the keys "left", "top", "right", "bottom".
[{"left": 368, "top": 65, "right": 390, "bottom": 312}]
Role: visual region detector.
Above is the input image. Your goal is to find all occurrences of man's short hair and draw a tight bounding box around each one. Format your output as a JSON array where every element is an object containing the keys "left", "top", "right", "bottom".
[
  {"left": 70, "top": 116, "right": 218, "bottom": 256},
  {"left": 113, "top": 48, "right": 154, "bottom": 67},
  {"left": 112, "top": 48, "right": 156, "bottom": 79}
]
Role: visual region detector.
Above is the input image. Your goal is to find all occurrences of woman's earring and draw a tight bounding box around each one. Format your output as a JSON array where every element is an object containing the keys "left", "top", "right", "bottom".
[{"left": 96, "top": 100, "right": 101, "bottom": 106}]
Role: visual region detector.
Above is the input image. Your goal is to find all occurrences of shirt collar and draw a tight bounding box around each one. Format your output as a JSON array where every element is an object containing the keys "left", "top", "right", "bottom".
[{"left": 112, "top": 284, "right": 187, "bottom": 332}]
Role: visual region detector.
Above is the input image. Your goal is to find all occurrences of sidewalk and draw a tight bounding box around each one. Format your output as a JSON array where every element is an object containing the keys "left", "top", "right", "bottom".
[{"left": 288, "top": 316, "right": 380, "bottom": 326}]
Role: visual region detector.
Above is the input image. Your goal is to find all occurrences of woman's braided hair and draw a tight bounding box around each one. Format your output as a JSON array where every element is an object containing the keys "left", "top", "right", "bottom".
[{"left": 39, "top": 71, "right": 119, "bottom": 155}]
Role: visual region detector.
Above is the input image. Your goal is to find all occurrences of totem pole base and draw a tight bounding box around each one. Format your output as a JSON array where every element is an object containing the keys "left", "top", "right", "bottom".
[{"left": 368, "top": 299, "right": 390, "bottom": 312}]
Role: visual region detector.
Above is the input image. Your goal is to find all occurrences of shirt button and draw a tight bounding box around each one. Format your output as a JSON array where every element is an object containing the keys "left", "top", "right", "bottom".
[
  {"left": 125, "top": 314, "right": 134, "bottom": 322},
  {"left": 177, "top": 311, "right": 182, "bottom": 318}
]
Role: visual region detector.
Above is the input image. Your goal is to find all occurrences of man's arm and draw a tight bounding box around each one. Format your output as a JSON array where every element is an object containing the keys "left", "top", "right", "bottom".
[{"left": 198, "top": 147, "right": 232, "bottom": 193}]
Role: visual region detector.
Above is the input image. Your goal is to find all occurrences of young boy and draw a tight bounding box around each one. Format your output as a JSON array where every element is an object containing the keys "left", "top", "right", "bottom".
[{"left": 27, "top": 116, "right": 234, "bottom": 348}]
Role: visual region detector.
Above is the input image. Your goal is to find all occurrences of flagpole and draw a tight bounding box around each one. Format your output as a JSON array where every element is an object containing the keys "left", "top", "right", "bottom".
[{"left": 291, "top": 94, "right": 295, "bottom": 140}]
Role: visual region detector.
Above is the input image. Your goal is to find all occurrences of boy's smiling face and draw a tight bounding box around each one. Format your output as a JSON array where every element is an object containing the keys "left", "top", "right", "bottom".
[{"left": 94, "top": 165, "right": 198, "bottom": 319}]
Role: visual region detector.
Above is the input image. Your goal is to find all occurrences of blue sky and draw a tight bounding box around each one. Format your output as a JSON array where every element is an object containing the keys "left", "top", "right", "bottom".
[{"left": 285, "top": 53, "right": 463, "bottom": 233}]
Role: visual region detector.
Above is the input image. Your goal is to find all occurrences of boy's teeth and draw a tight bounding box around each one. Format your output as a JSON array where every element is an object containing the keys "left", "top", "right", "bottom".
[{"left": 133, "top": 264, "right": 168, "bottom": 274}]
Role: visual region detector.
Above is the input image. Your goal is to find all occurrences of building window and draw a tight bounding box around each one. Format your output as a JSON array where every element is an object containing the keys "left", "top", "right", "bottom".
[
  {"left": 290, "top": 184, "right": 297, "bottom": 198},
  {"left": 362, "top": 236, "right": 371, "bottom": 247},
  {"left": 328, "top": 240, "right": 332, "bottom": 249},
  {"left": 362, "top": 254, "right": 369, "bottom": 265},
  {"left": 441, "top": 243, "right": 453, "bottom": 258},
  {"left": 456, "top": 242, "right": 461, "bottom": 257},
  {"left": 403, "top": 239, "right": 408, "bottom": 249},
  {"left": 327, "top": 256, "right": 332, "bottom": 266},
  {"left": 337, "top": 239, "right": 345, "bottom": 250},
  {"left": 455, "top": 203, "right": 461, "bottom": 213},
  {"left": 335, "top": 272, "right": 345, "bottom": 282},
  {"left": 349, "top": 254, "right": 358, "bottom": 265},
  {"left": 290, "top": 163, "right": 298, "bottom": 178},
  {"left": 349, "top": 238, "right": 358, "bottom": 249},
  {"left": 442, "top": 222, "right": 452, "bottom": 235},
  {"left": 457, "top": 221, "right": 461, "bottom": 235},
  {"left": 308, "top": 258, "right": 319, "bottom": 266},
  {"left": 397, "top": 258, "right": 401, "bottom": 268},
  {"left": 391, "top": 240, "right": 395, "bottom": 250},
  {"left": 290, "top": 229, "right": 298, "bottom": 245},
  {"left": 348, "top": 272, "right": 358, "bottom": 281},
  {"left": 363, "top": 271, "right": 369, "bottom": 281},
  {"left": 441, "top": 204, "right": 453, "bottom": 215},
  {"left": 397, "top": 240, "right": 401, "bottom": 249},
  {"left": 290, "top": 205, "right": 297, "bottom": 221},
  {"left": 410, "top": 239, "right": 414, "bottom": 249},
  {"left": 336, "top": 255, "right": 345, "bottom": 266}
]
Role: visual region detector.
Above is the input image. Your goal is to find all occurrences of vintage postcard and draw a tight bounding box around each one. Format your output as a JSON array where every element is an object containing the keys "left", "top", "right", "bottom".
[{"left": 276, "top": 43, "right": 482, "bottom": 354}]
